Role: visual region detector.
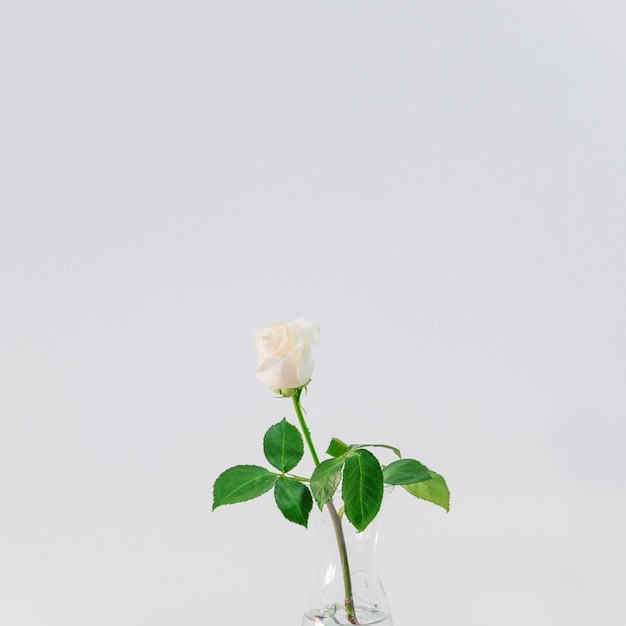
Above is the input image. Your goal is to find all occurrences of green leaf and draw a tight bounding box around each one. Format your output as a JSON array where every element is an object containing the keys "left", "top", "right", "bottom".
[
  {"left": 326, "top": 439, "right": 401, "bottom": 459},
  {"left": 263, "top": 418, "right": 304, "bottom": 473},
  {"left": 326, "top": 437, "right": 350, "bottom": 457},
  {"left": 274, "top": 476, "right": 313, "bottom": 527},
  {"left": 402, "top": 471, "right": 450, "bottom": 512},
  {"left": 342, "top": 449, "right": 384, "bottom": 532},
  {"left": 310, "top": 456, "right": 345, "bottom": 509},
  {"left": 353, "top": 443, "right": 402, "bottom": 458},
  {"left": 212, "top": 465, "right": 278, "bottom": 510},
  {"left": 383, "top": 459, "right": 431, "bottom": 485}
]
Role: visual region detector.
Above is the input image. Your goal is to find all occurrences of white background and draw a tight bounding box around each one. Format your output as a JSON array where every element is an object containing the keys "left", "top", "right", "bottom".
[{"left": 1, "top": 2, "right": 625, "bottom": 625}]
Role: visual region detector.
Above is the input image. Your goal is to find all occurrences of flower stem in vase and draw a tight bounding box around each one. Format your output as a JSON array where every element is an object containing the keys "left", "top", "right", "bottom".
[{"left": 292, "top": 390, "right": 360, "bottom": 625}]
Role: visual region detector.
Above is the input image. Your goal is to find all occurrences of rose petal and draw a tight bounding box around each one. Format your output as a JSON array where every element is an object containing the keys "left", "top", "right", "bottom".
[{"left": 252, "top": 318, "right": 319, "bottom": 391}]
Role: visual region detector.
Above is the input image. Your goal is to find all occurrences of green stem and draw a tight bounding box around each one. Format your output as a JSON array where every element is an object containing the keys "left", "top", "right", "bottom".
[
  {"left": 325, "top": 500, "right": 358, "bottom": 624},
  {"left": 286, "top": 474, "right": 311, "bottom": 483},
  {"left": 291, "top": 389, "right": 359, "bottom": 625},
  {"left": 291, "top": 390, "right": 320, "bottom": 466}
]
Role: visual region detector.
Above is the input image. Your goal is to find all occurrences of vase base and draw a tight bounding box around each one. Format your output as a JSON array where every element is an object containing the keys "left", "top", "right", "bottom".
[{"left": 302, "top": 607, "right": 393, "bottom": 626}]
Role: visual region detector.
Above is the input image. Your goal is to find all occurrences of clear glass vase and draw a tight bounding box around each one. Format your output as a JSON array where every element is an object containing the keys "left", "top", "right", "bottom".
[{"left": 301, "top": 487, "right": 394, "bottom": 626}]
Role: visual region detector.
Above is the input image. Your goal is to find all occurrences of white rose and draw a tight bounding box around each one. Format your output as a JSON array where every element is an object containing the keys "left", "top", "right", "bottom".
[{"left": 252, "top": 318, "right": 320, "bottom": 392}]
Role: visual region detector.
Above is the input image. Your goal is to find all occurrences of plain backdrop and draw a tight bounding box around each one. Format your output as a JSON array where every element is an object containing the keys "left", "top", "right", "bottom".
[{"left": 1, "top": 2, "right": 625, "bottom": 625}]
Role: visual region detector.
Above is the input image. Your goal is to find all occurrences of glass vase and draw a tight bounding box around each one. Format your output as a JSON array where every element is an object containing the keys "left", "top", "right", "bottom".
[{"left": 301, "top": 487, "right": 394, "bottom": 626}]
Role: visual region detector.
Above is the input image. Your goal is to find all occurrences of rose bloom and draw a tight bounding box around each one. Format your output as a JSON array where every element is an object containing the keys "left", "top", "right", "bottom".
[{"left": 252, "top": 318, "right": 320, "bottom": 391}]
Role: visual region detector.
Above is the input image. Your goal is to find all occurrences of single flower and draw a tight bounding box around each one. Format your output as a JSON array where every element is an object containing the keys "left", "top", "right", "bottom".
[{"left": 253, "top": 318, "right": 320, "bottom": 392}]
